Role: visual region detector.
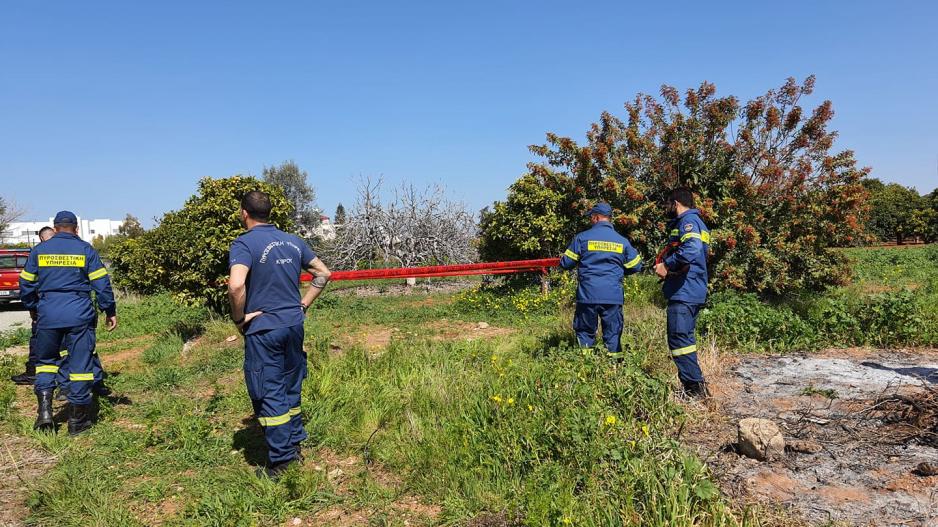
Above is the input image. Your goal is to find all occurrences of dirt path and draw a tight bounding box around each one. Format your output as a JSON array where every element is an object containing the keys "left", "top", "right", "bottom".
[{"left": 691, "top": 348, "right": 938, "bottom": 526}]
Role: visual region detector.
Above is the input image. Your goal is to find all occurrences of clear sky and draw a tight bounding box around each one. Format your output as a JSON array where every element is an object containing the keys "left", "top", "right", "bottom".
[{"left": 2, "top": 1, "right": 936, "bottom": 225}]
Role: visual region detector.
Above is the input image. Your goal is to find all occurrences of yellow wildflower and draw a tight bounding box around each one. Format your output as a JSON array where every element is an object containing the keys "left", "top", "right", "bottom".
[{"left": 605, "top": 415, "right": 617, "bottom": 426}]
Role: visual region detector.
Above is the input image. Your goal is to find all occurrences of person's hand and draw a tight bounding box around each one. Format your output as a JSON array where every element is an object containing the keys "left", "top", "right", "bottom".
[
  {"left": 654, "top": 262, "right": 668, "bottom": 279},
  {"left": 106, "top": 315, "right": 118, "bottom": 331},
  {"left": 236, "top": 311, "right": 263, "bottom": 335}
]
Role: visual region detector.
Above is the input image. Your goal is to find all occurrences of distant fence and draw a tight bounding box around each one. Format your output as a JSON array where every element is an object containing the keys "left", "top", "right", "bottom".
[{"left": 301, "top": 258, "right": 561, "bottom": 282}]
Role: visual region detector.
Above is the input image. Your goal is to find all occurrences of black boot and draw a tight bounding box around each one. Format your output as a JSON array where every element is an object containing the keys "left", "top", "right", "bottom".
[
  {"left": 255, "top": 459, "right": 297, "bottom": 481},
  {"left": 55, "top": 386, "right": 69, "bottom": 402},
  {"left": 683, "top": 381, "right": 711, "bottom": 399},
  {"left": 11, "top": 363, "right": 36, "bottom": 385},
  {"left": 33, "top": 390, "right": 54, "bottom": 431},
  {"left": 67, "top": 403, "right": 94, "bottom": 436}
]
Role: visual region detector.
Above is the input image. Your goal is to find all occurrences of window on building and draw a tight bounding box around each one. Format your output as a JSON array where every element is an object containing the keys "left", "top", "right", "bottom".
[
  {"left": 21, "top": 230, "right": 30, "bottom": 236},
  {"left": 90, "top": 229, "right": 96, "bottom": 234}
]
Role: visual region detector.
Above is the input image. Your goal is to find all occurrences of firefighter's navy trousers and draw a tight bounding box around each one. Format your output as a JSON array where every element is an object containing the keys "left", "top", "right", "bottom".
[{"left": 244, "top": 323, "right": 308, "bottom": 465}]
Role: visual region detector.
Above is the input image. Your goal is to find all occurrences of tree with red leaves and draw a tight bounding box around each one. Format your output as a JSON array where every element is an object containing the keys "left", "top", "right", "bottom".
[{"left": 480, "top": 76, "right": 870, "bottom": 296}]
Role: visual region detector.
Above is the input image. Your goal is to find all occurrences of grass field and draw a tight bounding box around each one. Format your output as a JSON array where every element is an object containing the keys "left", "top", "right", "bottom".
[{"left": 0, "top": 245, "right": 935, "bottom": 526}]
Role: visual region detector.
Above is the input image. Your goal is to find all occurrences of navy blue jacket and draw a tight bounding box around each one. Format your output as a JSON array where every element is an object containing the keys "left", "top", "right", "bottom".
[
  {"left": 559, "top": 221, "right": 642, "bottom": 305},
  {"left": 662, "top": 209, "right": 710, "bottom": 305},
  {"left": 228, "top": 224, "right": 317, "bottom": 336},
  {"left": 18, "top": 232, "right": 116, "bottom": 329}
]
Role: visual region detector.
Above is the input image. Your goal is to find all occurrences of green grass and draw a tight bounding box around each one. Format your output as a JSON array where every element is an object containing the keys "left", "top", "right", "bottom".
[{"left": 1, "top": 247, "right": 933, "bottom": 526}]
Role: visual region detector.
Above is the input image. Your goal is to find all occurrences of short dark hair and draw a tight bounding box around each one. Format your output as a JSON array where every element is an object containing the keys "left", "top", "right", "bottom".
[
  {"left": 241, "top": 191, "right": 272, "bottom": 222},
  {"left": 38, "top": 226, "right": 54, "bottom": 237},
  {"left": 669, "top": 187, "right": 696, "bottom": 209}
]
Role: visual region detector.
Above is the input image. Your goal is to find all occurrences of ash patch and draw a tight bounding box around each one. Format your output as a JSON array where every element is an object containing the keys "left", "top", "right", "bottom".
[{"left": 690, "top": 350, "right": 938, "bottom": 527}]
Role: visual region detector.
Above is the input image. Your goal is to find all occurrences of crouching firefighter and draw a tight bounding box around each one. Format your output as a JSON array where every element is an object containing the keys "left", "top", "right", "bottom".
[
  {"left": 18, "top": 211, "right": 118, "bottom": 435},
  {"left": 560, "top": 202, "right": 642, "bottom": 354},
  {"left": 228, "top": 191, "right": 332, "bottom": 480},
  {"left": 653, "top": 188, "right": 710, "bottom": 398}
]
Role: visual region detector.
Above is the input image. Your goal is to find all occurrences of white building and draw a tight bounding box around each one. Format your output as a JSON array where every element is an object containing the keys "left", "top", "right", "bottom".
[{"left": 1, "top": 217, "right": 123, "bottom": 245}]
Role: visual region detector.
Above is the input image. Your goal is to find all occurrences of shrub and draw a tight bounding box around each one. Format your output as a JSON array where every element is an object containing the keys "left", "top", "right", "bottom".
[
  {"left": 479, "top": 76, "right": 869, "bottom": 297},
  {"left": 699, "top": 292, "right": 818, "bottom": 352},
  {"left": 109, "top": 176, "right": 294, "bottom": 309}
]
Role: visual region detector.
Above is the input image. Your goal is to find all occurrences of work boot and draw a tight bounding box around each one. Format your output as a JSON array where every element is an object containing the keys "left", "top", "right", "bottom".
[
  {"left": 255, "top": 459, "right": 297, "bottom": 481},
  {"left": 683, "top": 381, "right": 711, "bottom": 399},
  {"left": 55, "top": 386, "right": 69, "bottom": 402},
  {"left": 10, "top": 363, "right": 36, "bottom": 385},
  {"left": 33, "top": 390, "right": 55, "bottom": 431},
  {"left": 67, "top": 403, "right": 94, "bottom": 436}
]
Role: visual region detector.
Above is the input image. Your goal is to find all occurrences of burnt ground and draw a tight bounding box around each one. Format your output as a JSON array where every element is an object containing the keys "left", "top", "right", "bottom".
[{"left": 689, "top": 348, "right": 938, "bottom": 527}]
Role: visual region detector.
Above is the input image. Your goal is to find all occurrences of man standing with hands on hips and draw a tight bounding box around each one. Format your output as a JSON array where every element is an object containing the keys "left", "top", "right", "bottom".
[{"left": 228, "top": 190, "right": 332, "bottom": 479}]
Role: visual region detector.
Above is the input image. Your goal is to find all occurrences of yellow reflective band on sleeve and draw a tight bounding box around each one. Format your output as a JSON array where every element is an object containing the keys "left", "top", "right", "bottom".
[
  {"left": 69, "top": 372, "right": 94, "bottom": 382},
  {"left": 36, "top": 365, "right": 59, "bottom": 374},
  {"left": 701, "top": 230, "right": 711, "bottom": 244},
  {"left": 587, "top": 240, "right": 624, "bottom": 253},
  {"left": 624, "top": 255, "right": 641, "bottom": 269},
  {"left": 680, "top": 232, "right": 702, "bottom": 243},
  {"left": 38, "top": 254, "right": 86, "bottom": 267},
  {"left": 670, "top": 229, "right": 679, "bottom": 237},
  {"left": 257, "top": 413, "right": 291, "bottom": 427},
  {"left": 88, "top": 268, "right": 108, "bottom": 280},
  {"left": 19, "top": 270, "right": 37, "bottom": 282},
  {"left": 670, "top": 345, "right": 697, "bottom": 357},
  {"left": 288, "top": 407, "right": 301, "bottom": 416},
  {"left": 59, "top": 350, "right": 69, "bottom": 358},
  {"left": 564, "top": 249, "right": 579, "bottom": 261}
]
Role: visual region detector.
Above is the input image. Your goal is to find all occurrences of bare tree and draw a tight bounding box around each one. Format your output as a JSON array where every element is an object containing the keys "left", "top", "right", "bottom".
[
  {"left": 323, "top": 177, "right": 478, "bottom": 270},
  {"left": 0, "top": 196, "right": 26, "bottom": 242}
]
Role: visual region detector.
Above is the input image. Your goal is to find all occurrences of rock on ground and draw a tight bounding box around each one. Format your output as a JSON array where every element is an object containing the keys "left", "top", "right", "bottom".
[{"left": 737, "top": 418, "right": 785, "bottom": 461}]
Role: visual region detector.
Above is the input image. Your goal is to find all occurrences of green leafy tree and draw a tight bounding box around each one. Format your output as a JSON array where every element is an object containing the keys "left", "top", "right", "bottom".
[
  {"left": 866, "top": 181, "right": 924, "bottom": 244},
  {"left": 109, "top": 176, "right": 293, "bottom": 308},
  {"left": 478, "top": 173, "right": 577, "bottom": 261},
  {"left": 480, "top": 76, "right": 870, "bottom": 296},
  {"left": 118, "top": 213, "right": 145, "bottom": 238},
  {"left": 262, "top": 160, "right": 319, "bottom": 233}
]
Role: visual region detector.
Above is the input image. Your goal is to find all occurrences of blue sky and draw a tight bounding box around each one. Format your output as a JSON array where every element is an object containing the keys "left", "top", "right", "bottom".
[{"left": 2, "top": 1, "right": 936, "bottom": 225}]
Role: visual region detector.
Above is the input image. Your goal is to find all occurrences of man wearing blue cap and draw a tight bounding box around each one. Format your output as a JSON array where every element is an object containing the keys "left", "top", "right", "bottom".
[
  {"left": 559, "top": 202, "right": 643, "bottom": 354},
  {"left": 18, "top": 211, "right": 118, "bottom": 435}
]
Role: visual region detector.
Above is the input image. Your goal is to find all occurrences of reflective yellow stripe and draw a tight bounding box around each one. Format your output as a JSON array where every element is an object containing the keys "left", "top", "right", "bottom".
[
  {"left": 38, "top": 254, "right": 86, "bottom": 267},
  {"left": 701, "top": 231, "right": 710, "bottom": 244},
  {"left": 680, "top": 232, "right": 702, "bottom": 243},
  {"left": 88, "top": 268, "right": 108, "bottom": 280},
  {"left": 587, "top": 240, "right": 623, "bottom": 253},
  {"left": 257, "top": 413, "right": 291, "bottom": 427},
  {"left": 671, "top": 345, "right": 697, "bottom": 357},
  {"left": 288, "top": 407, "right": 301, "bottom": 416},
  {"left": 59, "top": 350, "right": 69, "bottom": 358},
  {"left": 19, "top": 270, "right": 37, "bottom": 282},
  {"left": 670, "top": 229, "right": 679, "bottom": 236},
  {"left": 36, "top": 365, "right": 59, "bottom": 374},
  {"left": 69, "top": 372, "right": 94, "bottom": 382},
  {"left": 564, "top": 249, "right": 579, "bottom": 261},
  {"left": 624, "top": 255, "right": 641, "bottom": 269}
]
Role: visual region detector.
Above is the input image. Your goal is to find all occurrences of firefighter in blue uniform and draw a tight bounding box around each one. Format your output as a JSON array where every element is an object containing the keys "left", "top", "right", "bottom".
[
  {"left": 18, "top": 211, "right": 118, "bottom": 434},
  {"left": 559, "top": 202, "right": 642, "bottom": 353},
  {"left": 11, "top": 226, "right": 111, "bottom": 398},
  {"left": 653, "top": 188, "right": 710, "bottom": 398},
  {"left": 228, "top": 191, "right": 332, "bottom": 480}
]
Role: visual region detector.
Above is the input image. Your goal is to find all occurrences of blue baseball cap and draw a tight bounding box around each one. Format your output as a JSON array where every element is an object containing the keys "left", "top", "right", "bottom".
[
  {"left": 585, "top": 202, "right": 613, "bottom": 217},
  {"left": 53, "top": 211, "right": 78, "bottom": 225}
]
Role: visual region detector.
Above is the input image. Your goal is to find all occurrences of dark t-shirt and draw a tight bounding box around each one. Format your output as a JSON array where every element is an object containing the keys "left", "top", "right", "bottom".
[{"left": 228, "top": 224, "right": 316, "bottom": 335}]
